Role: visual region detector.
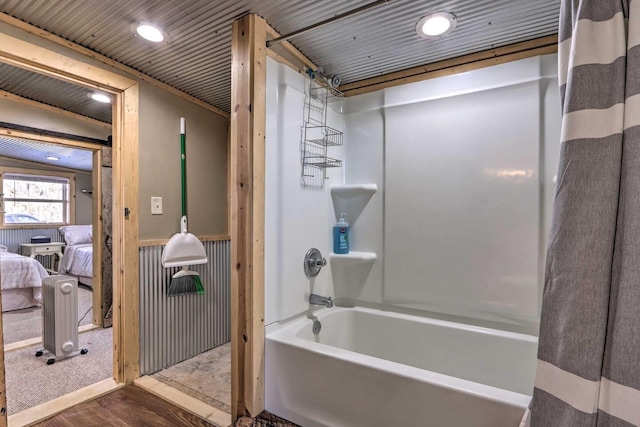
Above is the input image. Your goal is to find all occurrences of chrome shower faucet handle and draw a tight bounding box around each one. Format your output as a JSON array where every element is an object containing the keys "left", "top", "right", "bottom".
[{"left": 304, "top": 248, "right": 327, "bottom": 277}]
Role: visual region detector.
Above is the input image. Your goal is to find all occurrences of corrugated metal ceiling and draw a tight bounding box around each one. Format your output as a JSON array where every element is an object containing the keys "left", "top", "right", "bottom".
[
  {"left": 0, "top": 62, "right": 112, "bottom": 124},
  {"left": 0, "top": 0, "right": 560, "bottom": 115}
]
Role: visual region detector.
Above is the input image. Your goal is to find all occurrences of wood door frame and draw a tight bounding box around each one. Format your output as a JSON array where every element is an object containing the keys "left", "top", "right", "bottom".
[
  {"left": 0, "top": 31, "right": 139, "bottom": 423},
  {"left": 0, "top": 129, "right": 105, "bottom": 328}
]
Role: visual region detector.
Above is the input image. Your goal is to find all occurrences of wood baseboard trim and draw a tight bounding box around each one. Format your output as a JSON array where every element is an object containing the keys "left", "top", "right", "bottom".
[
  {"left": 4, "top": 324, "right": 101, "bottom": 353},
  {"left": 78, "top": 323, "right": 100, "bottom": 334},
  {"left": 3, "top": 337, "right": 41, "bottom": 353},
  {"left": 134, "top": 376, "right": 232, "bottom": 427},
  {"left": 8, "top": 378, "right": 123, "bottom": 427}
]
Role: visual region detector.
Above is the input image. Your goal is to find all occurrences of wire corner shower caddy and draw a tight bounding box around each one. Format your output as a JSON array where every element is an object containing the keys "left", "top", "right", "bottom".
[{"left": 301, "top": 68, "right": 344, "bottom": 188}]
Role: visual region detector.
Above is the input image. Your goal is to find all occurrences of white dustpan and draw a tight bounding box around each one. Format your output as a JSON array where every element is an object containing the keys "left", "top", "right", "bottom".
[{"left": 162, "top": 216, "right": 208, "bottom": 267}]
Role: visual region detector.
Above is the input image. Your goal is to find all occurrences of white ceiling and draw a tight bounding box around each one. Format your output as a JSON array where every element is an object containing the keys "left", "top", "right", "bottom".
[{"left": 0, "top": 0, "right": 560, "bottom": 114}]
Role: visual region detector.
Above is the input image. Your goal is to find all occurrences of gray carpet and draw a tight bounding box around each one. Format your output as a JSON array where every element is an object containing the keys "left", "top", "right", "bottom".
[
  {"left": 2, "top": 285, "right": 93, "bottom": 345},
  {"left": 152, "top": 342, "right": 231, "bottom": 414},
  {"left": 5, "top": 327, "right": 112, "bottom": 415}
]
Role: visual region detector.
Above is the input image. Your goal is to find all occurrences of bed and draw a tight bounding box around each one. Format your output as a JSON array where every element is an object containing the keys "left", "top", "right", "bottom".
[
  {"left": 1, "top": 251, "right": 48, "bottom": 312},
  {"left": 58, "top": 225, "right": 93, "bottom": 288}
]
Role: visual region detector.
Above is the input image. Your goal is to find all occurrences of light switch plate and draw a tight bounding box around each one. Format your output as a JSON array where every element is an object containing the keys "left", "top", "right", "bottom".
[{"left": 151, "top": 197, "right": 162, "bottom": 215}]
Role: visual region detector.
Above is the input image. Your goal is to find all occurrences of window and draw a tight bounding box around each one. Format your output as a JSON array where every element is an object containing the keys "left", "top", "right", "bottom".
[{"left": 1, "top": 169, "right": 75, "bottom": 226}]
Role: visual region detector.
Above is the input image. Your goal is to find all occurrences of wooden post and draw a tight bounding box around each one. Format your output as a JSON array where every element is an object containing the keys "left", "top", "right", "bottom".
[
  {"left": 230, "top": 14, "right": 267, "bottom": 420},
  {"left": 0, "top": 270, "right": 5, "bottom": 426},
  {"left": 112, "top": 84, "right": 140, "bottom": 384},
  {"left": 91, "top": 150, "right": 104, "bottom": 327},
  {"left": 100, "top": 147, "right": 114, "bottom": 327}
]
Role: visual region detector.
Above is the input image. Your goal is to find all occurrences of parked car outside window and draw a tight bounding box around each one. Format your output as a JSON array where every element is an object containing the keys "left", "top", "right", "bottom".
[{"left": 4, "top": 213, "right": 42, "bottom": 224}]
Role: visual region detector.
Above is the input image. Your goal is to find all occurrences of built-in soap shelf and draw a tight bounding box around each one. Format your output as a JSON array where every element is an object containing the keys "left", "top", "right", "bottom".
[
  {"left": 330, "top": 184, "right": 377, "bottom": 266},
  {"left": 330, "top": 184, "right": 378, "bottom": 195},
  {"left": 330, "top": 251, "right": 377, "bottom": 265},
  {"left": 330, "top": 184, "right": 377, "bottom": 224}
]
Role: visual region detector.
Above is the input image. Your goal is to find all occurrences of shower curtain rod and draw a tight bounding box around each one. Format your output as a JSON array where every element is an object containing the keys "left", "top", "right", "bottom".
[{"left": 266, "top": 0, "right": 397, "bottom": 48}]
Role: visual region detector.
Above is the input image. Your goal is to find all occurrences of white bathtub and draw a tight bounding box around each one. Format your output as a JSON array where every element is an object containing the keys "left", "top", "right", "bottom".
[{"left": 265, "top": 306, "right": 538, "bottom": 427}]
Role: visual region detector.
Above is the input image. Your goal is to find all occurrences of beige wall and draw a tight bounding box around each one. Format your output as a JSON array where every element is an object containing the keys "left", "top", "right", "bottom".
[
  {"left": 0, "top": 22, "right": 229, "bottom": 240},
  {"left": 139, "top": 81, "right": 228, "bottom": 239},
  {"left": 0, "top": 157, "right": 92, "bottom": 223}
]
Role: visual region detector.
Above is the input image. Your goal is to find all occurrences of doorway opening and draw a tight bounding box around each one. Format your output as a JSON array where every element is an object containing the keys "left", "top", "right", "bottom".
[{"left": 0, "top": 28, "right": 139, "bottom": 424}]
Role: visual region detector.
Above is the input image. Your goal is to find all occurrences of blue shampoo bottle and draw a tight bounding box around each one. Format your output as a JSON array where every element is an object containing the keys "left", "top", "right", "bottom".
[{"left": 333, "top": 213, "right": 349, "bottom": 254}]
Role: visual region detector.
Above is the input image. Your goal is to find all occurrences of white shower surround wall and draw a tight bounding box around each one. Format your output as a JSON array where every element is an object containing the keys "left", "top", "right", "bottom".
[
  {"left": 264, "top": 58, "right": 344, "bottom": 325},
  {"left": 340, "top": 54, "right": 561, "bottom": 334},
  {"left": 266, "top": 307, "right": 538, "bottom": 427},
  {"left": 265, "top": 54, "right": 560, "bottom": 425}
]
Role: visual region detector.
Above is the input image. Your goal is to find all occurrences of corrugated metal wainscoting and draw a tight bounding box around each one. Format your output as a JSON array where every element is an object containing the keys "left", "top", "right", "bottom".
[
  {"left": 139, "top": 239, "right": 231, "bottom": 375},
  {"left": 0, "top": 228, "right": 64, "bottom": 270}
]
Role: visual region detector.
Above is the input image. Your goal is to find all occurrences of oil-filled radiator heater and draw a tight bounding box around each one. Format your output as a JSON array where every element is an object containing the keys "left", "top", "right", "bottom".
[{"left": 35, "top": 275, "right": 88, "bottom": 365}]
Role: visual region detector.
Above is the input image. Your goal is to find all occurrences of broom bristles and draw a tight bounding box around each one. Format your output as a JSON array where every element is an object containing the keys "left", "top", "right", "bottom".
[{"left": 168, "top": 269, "right": 204, "bottom": 296}]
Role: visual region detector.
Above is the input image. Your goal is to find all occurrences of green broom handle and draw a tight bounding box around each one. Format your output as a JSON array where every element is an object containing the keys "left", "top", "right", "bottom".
[{"left": 180, "top": 117, "right": 187, "bottom": 217}]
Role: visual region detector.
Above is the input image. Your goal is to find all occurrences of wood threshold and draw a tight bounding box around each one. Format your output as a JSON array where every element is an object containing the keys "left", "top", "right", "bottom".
[
  {"left": 134, "top": 376, "right": 231, "bottom": 427},
  {"left": 0, "top": 13, "right": 229, "bottom": 120},
  {"left": 7, "top": 378, "right": 123, "bottom": 427},
  {"left": 4, "top": 324, "right": 100, "bottom": 353},
  {"left": 340, "top": 35, "right": 559, "bottom": 97}
]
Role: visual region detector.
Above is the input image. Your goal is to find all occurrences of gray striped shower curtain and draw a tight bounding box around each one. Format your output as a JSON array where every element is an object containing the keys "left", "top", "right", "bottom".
[{"left": 529, "top": 0, "right": 640, "bottom": 425}]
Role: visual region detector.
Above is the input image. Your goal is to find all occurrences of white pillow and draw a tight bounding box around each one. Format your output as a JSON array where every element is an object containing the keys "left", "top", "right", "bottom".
[{"left": 59, "top": 225, "right": 92, "bottom": 246}]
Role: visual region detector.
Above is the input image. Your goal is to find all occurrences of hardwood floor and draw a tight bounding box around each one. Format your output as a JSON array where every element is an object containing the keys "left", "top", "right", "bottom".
[{"left": 34, "top": 385, "right": 216, "bottom": 426}]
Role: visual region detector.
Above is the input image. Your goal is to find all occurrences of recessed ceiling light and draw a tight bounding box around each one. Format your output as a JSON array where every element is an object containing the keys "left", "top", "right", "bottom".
[
  {"left": 89, "top": 92, "right": 111, "bottom": 103},
  {"left": 46, "top": 156, "right": 60, "bottom": 161},
  {"left": 135, "top": 22, "right": 167, "bottom": 43},
  {"left": 416, "top": 12, "right": 457, "bottom": 39}
]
